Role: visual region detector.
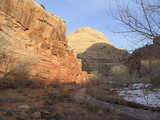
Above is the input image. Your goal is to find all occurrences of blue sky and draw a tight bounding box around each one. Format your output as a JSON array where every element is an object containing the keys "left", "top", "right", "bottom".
[{"left": 34, "top": 0, "right": 137, "bottom": 51}]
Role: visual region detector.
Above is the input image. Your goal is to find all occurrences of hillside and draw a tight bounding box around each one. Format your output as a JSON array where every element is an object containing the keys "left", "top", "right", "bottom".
[{"left": 67, "top": 27, "right": 128, "bottom": 73}]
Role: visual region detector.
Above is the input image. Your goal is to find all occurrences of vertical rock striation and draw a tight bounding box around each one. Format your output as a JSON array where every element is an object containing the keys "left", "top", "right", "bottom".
[{"left": 0, "top": 0, "right": 87, "bottom": 83}]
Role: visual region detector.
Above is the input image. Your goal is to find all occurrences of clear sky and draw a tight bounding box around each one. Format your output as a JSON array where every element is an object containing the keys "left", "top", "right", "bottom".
[{"left": 34, "top": 0, "right": 138, "bottom": 52}]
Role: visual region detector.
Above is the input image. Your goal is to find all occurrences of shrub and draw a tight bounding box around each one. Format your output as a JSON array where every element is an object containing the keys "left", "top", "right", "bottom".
[
  {"left": 141, "top": 60, "right": 160, "bottom": 88},
  {"left": 11, "top": 64, "right": 31, "bottom": 88},
  {"left": 108, "top": 64, "right": 132, "bottom": 87},
  {"left": 109, "top": 64, "right": 129, "bottom": 75}
]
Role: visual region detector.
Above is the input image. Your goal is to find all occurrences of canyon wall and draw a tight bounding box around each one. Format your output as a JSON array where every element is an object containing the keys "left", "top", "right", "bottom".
[{"left": 0, "top": 0, "right": 87, "bottom": 83}]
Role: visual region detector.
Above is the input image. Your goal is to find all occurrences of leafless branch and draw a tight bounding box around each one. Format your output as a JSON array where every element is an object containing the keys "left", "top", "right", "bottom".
[{"left": 108, "top": 0, "right": 160, "bottom": 43}]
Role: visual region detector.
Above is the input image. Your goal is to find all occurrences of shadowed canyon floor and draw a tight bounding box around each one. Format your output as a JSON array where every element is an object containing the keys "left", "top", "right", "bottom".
[{"left": 0, "top": 84, "right": 138, "bottom": 120}]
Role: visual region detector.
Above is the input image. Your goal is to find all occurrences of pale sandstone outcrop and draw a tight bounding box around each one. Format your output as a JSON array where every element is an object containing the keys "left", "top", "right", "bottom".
[
  {"left": 0, "top": 0, "right": 87, "bottom": 83},
  {"left": 68, "top": 27, "right": 113, "bottom": 54},
  {"left": 67, "top": 27, "right": 128, "bottom": 73}
]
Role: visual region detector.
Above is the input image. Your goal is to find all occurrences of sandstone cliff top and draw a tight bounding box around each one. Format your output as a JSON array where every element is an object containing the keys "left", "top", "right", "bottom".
[
  {"left": 119, "top": 47, "right": 126, "bottom": 50},
  {"left": 0, "top": 0, "right": 66, "bottom": 41},
  {"left": 32, "top": 0, "right": 65, "bottom": 23},
  {"left": 67, "top": 27, "right": 112, "bottom": 45}
]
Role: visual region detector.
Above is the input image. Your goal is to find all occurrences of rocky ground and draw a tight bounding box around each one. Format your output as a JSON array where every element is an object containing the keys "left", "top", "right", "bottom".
[
  {"left": 0, "top": 83, "right": 136, "bottom": 120},
  {"left": 86, "top": 79, "right": 160, "bottom": 120}
]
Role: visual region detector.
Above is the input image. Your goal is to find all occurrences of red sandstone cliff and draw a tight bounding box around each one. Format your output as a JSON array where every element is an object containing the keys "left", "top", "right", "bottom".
[{"left": 0, "top": 0, "right": 87, "bottom": 83}]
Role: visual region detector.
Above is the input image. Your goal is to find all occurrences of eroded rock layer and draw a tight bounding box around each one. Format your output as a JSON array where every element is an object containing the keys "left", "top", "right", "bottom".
[{"left": 0, "top": 0, "right": 87, "bottom": 83}]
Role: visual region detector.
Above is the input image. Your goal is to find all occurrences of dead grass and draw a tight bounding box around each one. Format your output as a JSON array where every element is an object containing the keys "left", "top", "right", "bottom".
[
  {"left": 141, "top": 60, "right": 160, "bottom": 88},
  {"left": 86, "top": 80, "right": 126, "bottom": 104},
  {"left": 86, "top": 77, "right": 160, "bottom": 111},
  {"left": 106, "top": 64, "right": 138, "bottom": 88},
  {"left": 85, "top": 63, "right": 160, "bottom": 111}
]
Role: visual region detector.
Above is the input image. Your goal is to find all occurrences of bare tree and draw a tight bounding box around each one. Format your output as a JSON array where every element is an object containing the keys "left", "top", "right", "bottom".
[{"left": 108, "top": 0, "right": 160, "bottom": 44}]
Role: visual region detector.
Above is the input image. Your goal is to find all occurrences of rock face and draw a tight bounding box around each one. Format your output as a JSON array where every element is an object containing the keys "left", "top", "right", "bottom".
[
  {"left": 68, "top": 27, "right": 113, "bottom": 54},
  {"left": 126, "top": 44, "right": 160, "bottom": 73},
  {"left": 0, "top": 0, "right": 87, "bottom": 83},
  {"left": 67, "top": 27, "right": 128, "bottom": 73}
]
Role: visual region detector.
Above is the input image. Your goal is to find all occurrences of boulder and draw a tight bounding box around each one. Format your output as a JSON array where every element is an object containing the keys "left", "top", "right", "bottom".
[{"left": 31, "top": 111, "right": 41, "bottom": 119}]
